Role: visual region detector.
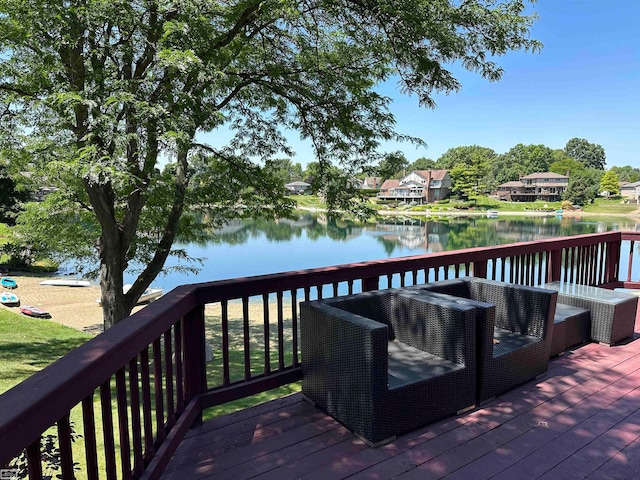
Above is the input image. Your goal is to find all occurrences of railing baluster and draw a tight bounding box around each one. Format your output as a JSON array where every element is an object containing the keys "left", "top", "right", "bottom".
[
  {"left": 153, "top": 338, "right": 166, "bottom": 444},
  {"left": 221, "top": 301, "right": 230, "bottom": 386},
  {"left": 277, "top": 291, "right": 285, "bottom": 371},
  {"left": 100, "top": 380, "right": 117, "bottom": 480},
  {"left": 82, "top": 394, "right": 99, "bottom": 480},
  {"left": 164, "top": 329, "right": 175, "bottom": 429},
  {"left": 57, "top": 414, "right": 74, "bottom": 479},
  {"left": 628, "top": 240, "right": 635, "bottom": 282},
  {"left": 262, "top": 293, "right": 271, "bottom": 376},
  {"left": 242, "top": 297, "right": 251, "bottom": 381},
  {"left": 26, "top": 439, "right": 42, "bottom": 480},
  {"left": 291, "top": 290, "right": 299, "bottom": 367},
  {"left": 140, "top": 347, "right": 155, "bottom": 462},
  {"left": 115, "top": 367, "right": 132, "bottom": 478},
  {"left": 174, "top": 321, "right": 184, "bottom": 413},
  {"left": 128, "top": 357, "right": 144, "bottom": 478}
]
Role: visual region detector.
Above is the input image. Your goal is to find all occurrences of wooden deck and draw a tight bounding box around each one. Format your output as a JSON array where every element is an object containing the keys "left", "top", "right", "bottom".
[{"left": 163, "top": 309, "right": 640, "bottom": 480}]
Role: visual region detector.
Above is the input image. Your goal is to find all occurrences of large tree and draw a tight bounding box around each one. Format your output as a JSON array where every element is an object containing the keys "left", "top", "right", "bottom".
[
  {"left": 437, "top": 146, "right": 497, "bottom": 195},
  {"left": 377, "top": 151, "right": 409, "bottom": 180},
  {"left": 599, "top": 170, "right": 620, "bottom": 196},
  {"left": 0, "top": 162, "right": 32, "bottom": 226},
  {"left": 0, "top": 0, "right": 542, "bottom": 328},
  {"left": 564, "top": 137, "right": 606, "bottom": 170}
]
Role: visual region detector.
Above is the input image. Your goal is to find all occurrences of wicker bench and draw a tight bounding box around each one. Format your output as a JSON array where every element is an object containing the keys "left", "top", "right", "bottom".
[
  {"left": 545, "top": 282, "right": 638, "bottom": 345},
  {"left": 300, "top": 289, "right": 477, "bottom": 446}
]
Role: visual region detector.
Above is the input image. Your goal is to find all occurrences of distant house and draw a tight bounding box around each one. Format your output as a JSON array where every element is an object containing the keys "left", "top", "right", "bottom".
[
  {"left": 620, "top": 181, "right": 640, "bottom": 202},
  {"left": 284, "top": 181, "right": 311, "bottom": 194},
  {"left": 377, "top": 170, "right": 451, "bottom": 204},
  {"left": 497, "top": 172, "right": 569, "bottom": 202},
  {"left": 361, "top": 176, "right": 382, "bottom": 190}
]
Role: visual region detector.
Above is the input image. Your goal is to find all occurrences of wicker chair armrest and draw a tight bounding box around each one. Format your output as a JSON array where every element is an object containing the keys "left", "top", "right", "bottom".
[
  {"left": 467, "top": 278, "right": 557, "bottom": 338},
  {"left": 300, "top": 301, "right": 389, "bottom": 395}
]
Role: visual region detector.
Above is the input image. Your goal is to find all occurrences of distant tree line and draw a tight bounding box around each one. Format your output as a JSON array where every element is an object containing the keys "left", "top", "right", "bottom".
[{"left": 264, "top": 137, "right": 639, "bottom": 206}]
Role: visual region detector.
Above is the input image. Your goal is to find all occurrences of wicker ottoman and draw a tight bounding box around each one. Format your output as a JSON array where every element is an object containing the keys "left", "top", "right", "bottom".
[
  {"left": 545, "top": 282, "right": 638, "bottom": 346},
  {"left": 550, "top": 303, "right": 591, "bottom": 356}
]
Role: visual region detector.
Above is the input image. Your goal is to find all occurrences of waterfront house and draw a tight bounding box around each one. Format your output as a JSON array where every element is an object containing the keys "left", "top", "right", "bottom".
[
  {"left": 361, "top": 176, "right": 383, "bottom": 190},
  {"left": 284, "top": 180, "right": 311, "bottom": 194},
  {"left": 497, "top": 172, "right": 569, "bottom": 202},
  {"left": 377, "top": 169, "right": 451, "bottom": 204},
  {"left": 621, "top": 180, "right": 640, "bottom": 202}
]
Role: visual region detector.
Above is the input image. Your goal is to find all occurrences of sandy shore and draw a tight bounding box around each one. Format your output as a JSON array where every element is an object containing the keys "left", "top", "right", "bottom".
[
  {"left": 0, "top": 274, "right": 280, "bottom": 336},
  {"left": 0, "top": 274, "right": 147, "bottom": 334}
]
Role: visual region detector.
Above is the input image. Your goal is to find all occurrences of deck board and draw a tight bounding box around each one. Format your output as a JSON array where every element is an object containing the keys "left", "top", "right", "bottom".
[{"left": 163, "top": 309, "right": 640, "bottom": 479}]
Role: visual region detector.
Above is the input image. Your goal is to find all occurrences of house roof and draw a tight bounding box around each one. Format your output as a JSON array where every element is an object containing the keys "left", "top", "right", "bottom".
[
  {"left": 621, "top": 181, "right": 640, "bottom": 189},
  {"left": 380, "top": 179, "right": 400, "bottom": 189},
  {"left": 521, "top": 172, "right": 569, "bottom": 180},
  {"left": 413, "top": 170, "right": 448, "bottom": 181},
  {"left": 499, "top": 181, "right": 524, "bottom": 188},
  {"left": 285, "top": 181, "right": 310, "bottom": 187}
]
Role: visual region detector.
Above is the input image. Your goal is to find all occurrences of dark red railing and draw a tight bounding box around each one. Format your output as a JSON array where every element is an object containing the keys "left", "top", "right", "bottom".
[{"left": 0, "top": 231, "right": 638, "bottom": 479}]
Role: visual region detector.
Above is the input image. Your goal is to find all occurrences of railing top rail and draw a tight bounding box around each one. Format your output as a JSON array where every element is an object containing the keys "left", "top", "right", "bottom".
[
  {"left": 194, "top": 231, "right": 623, "bottom": 302},
  {"left": 0, "top": 230, "right": 628, "bottom": 464}
]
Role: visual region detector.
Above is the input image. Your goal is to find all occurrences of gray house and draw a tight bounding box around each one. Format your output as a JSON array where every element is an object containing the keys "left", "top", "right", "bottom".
[{"left": 285, "top": 181, "right": 311, "bottom": 194}]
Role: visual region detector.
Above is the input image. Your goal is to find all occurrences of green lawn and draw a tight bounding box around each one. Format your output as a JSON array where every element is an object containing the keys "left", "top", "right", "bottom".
[{"left": 0, "top": 308, "right": 92, "bottom": 394}]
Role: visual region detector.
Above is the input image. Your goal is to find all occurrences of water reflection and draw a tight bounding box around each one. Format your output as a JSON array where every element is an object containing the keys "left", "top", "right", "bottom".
[
  {"left": 127, "top": 212, "right": 640, "bottom": 291},
  {"left": 207, "top": 213, "right": 639, "bottom": 255}
]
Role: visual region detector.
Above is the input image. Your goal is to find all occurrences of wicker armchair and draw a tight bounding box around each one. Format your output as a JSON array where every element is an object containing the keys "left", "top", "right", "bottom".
[
  {"left": 407, "top": 277, "right": 558, "bottom": 403},
  {"left": 300, "top": 289, "right": 477, "bottom": 445}
]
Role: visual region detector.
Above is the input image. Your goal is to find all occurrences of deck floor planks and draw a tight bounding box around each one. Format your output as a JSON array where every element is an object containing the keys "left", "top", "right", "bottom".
[{"left": 163, "top": 311, "right": 640, "bottom": 479}]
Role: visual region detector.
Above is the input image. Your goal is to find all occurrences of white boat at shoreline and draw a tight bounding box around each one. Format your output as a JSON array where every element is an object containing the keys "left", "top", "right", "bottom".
[
  {"left": 96, "top": 285, "right": 164, "bottom": 306},
  {"left": 40, "top": 278, "right": 92, "bottom": 287},
  {"left": 134, "top": 286, "right": 164, "bottom": 304},
  {"left": 487, "top": 210, "right": 499, "bottom": 218}
]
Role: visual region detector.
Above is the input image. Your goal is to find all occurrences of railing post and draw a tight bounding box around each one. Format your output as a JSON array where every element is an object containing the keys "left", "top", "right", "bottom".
[
  {"left": 473, "top": 260, "right": 488, "bottom": 279},
  {"left": 362, "top": 276, "right": 379, "bottom": 292},
  {"left": 548, "top": 248, "right": 563, "bottom": 283},
  {"left": 605, "top": 239, "right": 621, "bottom": 285},
  {"left": 182, "top": 305, "right": 206, "bottom": 426}
]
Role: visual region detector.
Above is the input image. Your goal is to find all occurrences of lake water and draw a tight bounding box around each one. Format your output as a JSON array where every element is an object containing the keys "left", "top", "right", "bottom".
[{"left": 125, "top": 213, "right": 640, "bottom": 292}]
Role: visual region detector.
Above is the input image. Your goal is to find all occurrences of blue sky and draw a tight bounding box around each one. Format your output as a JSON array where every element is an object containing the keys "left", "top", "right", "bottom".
[
  {"left": 204, "top": 1, "right": 639, "bottom": 169},
  {"left": 376, "top": 1, "right": 640, "bottom": 168}
]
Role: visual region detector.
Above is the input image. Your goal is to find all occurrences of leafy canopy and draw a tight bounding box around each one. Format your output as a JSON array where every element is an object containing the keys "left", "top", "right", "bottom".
[{"left": 0, "top": 0, "right": 542, "bottom": 326}]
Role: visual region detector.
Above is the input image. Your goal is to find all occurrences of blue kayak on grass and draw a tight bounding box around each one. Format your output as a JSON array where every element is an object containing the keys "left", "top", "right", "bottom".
[{"left": 0, "top": 277, "right": 17, "bottom": 289}]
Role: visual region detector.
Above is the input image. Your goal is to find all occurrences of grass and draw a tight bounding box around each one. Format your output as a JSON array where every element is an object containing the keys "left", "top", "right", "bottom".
[
  {"left": 0, "top": 308, "right": 92, "bottom": 394},
  {"left": 581, "top": 197, "right": 639, "bottom": 214}
]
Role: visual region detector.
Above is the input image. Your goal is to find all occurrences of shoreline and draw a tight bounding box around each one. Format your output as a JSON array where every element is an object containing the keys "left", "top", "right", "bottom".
[{"left": 298, "top": 205, "right": 640, "bottom": 220}]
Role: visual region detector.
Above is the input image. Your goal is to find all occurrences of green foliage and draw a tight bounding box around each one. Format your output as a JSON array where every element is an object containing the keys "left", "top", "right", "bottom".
[
  {"left": 563, "top": 169, "right": 602, "bottom": 205},
  {"left": 564, "top": 137, "right": 606, "bottom": 170},
  {"left": 549, "top": 156, "right": 585, "bottom": 177},
  {"left": 599, "top": 170, "right": 620, "bottom": 196},
  {"left": 440, "top": 146, "right": 497, "bottom": 197},
  {"left": 610, "top": 165, "right": 640, "bottom": 183},
  {"left": 9, "top": 423, "right": 82, "bottom": 479},
  {"left": 494, "top": 144, "right": 556, "bottom": 184},
  {"left": 377, "top": 151, "right": 409, "bottom": 180},
  {"left": 409, "top": 157, "right": 437, "bottom": 171}
]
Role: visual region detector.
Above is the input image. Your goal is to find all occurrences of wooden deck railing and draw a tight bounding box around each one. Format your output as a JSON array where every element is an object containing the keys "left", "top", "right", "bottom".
[{"left": 0, "top": 231, "right": 638, "bottom": 479}]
